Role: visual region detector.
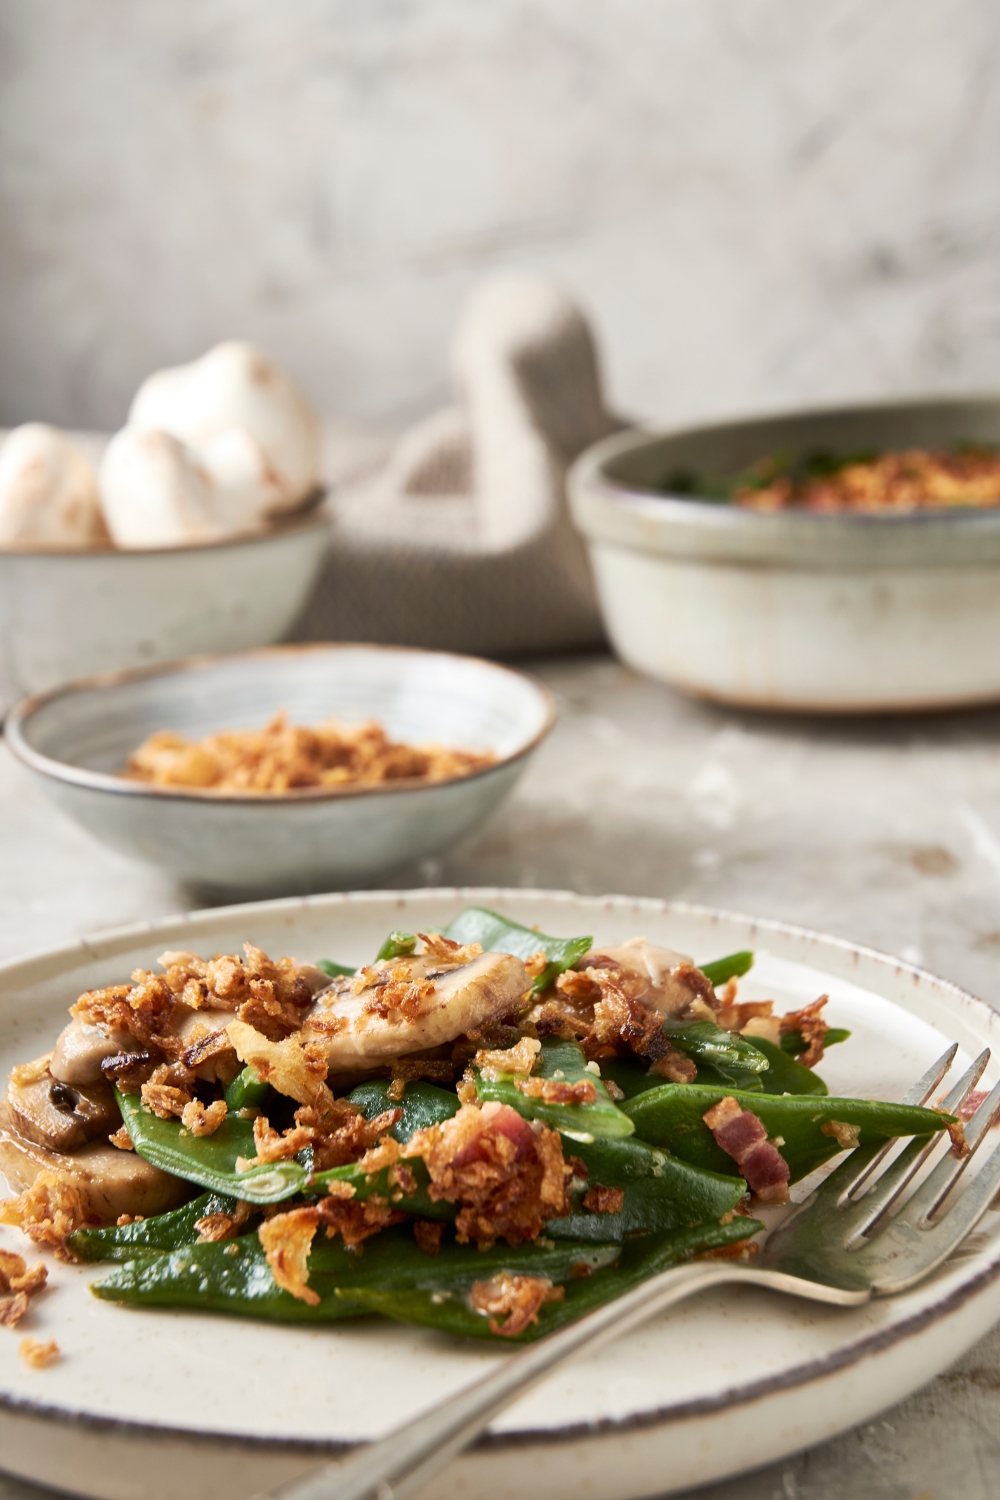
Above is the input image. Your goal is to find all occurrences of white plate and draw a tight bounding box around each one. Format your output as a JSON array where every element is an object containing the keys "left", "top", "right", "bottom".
[{"left": 1, "top": 889, "right": 999, "bottom": 1500}]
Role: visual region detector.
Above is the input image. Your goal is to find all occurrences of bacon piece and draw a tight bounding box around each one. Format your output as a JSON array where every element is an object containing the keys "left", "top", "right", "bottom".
[
  {"left": 703, "top": 1096, "right": 789, "bottom": 1205},
  {"left": 958, "top": 1090, "right": 990, "bottom": 1123}
]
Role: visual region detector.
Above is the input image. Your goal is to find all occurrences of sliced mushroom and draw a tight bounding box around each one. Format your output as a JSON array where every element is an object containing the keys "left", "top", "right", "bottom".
[
  {"left": 51, "top": 1018, "right": 135, "bottom": 1086},
  {"left": 303, "top": 951, "right": 529, "bottom": 1068},
  {"left": 583, "top": 938, "right": 718, "bottom": 1020},
  {"left": 0, "top": 1103, "right": 188, "bottom": 1224},
  {"left": 8, "top": 1056, "right": 120, "bottom": 1153}
]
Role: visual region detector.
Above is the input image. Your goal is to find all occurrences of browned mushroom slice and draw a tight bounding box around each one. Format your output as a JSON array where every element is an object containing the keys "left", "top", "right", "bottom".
[
  {"left": 50, "top": 1018, "right": 134, "bottom": 1086},
  {"left": 8, "top": 1055, "right": 120, "bottom": 1153},
  {"left": 582, "top": 939, "right": 718, "bottom": 1020},
  {"left": 304, "top": 951, "right": 530, "bottom": 1069},
  {"left": 0, "top": 1102, "right": 188, "bottom": 1226}
]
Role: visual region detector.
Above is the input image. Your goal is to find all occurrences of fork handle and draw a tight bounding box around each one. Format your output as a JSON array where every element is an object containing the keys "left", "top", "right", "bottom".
[{"left": 260, "top": 1260, "right": 850, "bottom": 1500}]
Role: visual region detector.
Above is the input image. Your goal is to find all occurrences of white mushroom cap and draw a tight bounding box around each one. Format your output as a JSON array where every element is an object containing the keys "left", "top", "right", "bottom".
[
  {"left": 0, "top": 424, "right": 108, "bottom": 548},
  {"left": 199, "top": 426, "right": 289, "bottom": 529},
  {"left": 128, "top": 341, "right": 321, "bottom": 508},
  {"left": 98, "top": 428, "right": 221, "bottom": 549}
]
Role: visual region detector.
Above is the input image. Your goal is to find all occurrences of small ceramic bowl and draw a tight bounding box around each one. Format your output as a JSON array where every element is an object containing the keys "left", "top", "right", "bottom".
[
  {"left": 3, "top": 644, "right": 555, "bottom": 897},
  {"left": 0, "top": 510, "right": 331, "bottom": 701},
  {"left": 569, "top": 396, "right": 1000, "bottom": 713}
]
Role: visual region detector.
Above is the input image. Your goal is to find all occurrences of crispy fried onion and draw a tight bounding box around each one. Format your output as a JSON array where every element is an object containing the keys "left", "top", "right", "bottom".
[
  {"left": 140, "top": 1062, "right": 196, "bottom": 1120},
  {"left": 417, "top": 932, "right": 484, "bottom": 965},
  {"left": 403, "top": 1102, "right": 572, "bottom": 1248},
  {"left": 258, "top": 1206, "right": 321, "bottom": 1305},
  {"left": 468, "top": 1273, "right": 564, "bottom": 1337},
  {"left": 181, "top": 1099, "right": 229, "bottom": 1137},
  {"left": 194, "top": 1200, "right": 254, "bottom": 1243},
  {"left": 352, "top": 964, "right": 437, "bottom": 1022},
  {"left": 235, "top": 1098, "right": 402, "bottom": 1172},
  {"left": 0, "top": 1171, "right": 92, "bottom": 1254},
  {"left": 716, "top": 994, "right": 834, "bottom": 1068},
  {"left": 514, "top": 1077, "right": 598, "bottom": 1105},
  {"left": 474, "top": 1036, "right": 540, "bottom": 1079},
  {"left": 19, "top": 1337, "right": 60, "bottom": 1366},
  {"left": 820, "top": 1119, "right": 861, "bottom": 1150},
  {"left": 73, "top": 945, "right": 314, "bottom": 1086},
  {"left": 259, "top": 1188, "right": 406, "bottom": 1302},
  {"left": 226, "top": 1021, "right": 332, "bottom": 1110},
  {"left": 529, "top": 968, "right": 696, "bottom": 1081},
  {"left": 0, "top": 1248, "right": 48, "bottom": 1327},
  {"left": 316, "top": 1186, "right": 403, "bottom": 1248},
  {"left": 703, "top": 1097, "right": 789, "bottom": 1205}
]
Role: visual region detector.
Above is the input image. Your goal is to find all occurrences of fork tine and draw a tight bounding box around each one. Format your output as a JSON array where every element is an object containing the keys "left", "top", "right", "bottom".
[
  {"left": 864, "top": 1132, "right": 1000, "bottom": 1294},
  {"left": 905, "top": 1072, "right": 1000, "bottom": 1227},
  {"left": 841, "top": 1048, "right": 992, "bottom": 1244},
  {"left": 824, "top": 1044, "right": 959, "bottom": 1208}
]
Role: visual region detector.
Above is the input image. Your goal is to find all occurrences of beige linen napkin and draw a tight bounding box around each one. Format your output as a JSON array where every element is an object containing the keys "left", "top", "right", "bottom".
[{"left": 297, "top": 274, "right": 622, "bottom": 656}]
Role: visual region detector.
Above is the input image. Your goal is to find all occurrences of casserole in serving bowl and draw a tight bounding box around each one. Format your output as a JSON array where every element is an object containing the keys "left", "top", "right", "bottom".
[{"left": 569, "top": 397, "right": 1000, "bottom": 712}]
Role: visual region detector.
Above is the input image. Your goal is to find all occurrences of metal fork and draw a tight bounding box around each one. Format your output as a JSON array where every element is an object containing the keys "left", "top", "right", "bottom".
[{"left": 258, "top": 1044, "right": 1000, "bottom": 1500}]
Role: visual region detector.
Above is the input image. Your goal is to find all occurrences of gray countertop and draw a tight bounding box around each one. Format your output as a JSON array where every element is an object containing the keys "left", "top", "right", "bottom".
[{"left": 2, "top": 651, "right": 1000, "bottom": 1500}]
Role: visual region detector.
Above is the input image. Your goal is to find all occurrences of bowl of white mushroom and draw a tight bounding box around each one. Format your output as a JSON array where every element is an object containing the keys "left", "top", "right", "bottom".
[{"left": 0, "top": 342, "right": 331, "bottom": 700}]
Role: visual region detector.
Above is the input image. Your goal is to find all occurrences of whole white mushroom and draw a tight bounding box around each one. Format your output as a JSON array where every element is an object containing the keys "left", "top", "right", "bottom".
[
  {"left": 0, "top": 424, "right": 108, "bottom": 548},
  {"left": 98, "top": 428, "right": 220, "bottom": 550},
  {"left": 128, "top": 341, "right": 321, "bottom": 510}
]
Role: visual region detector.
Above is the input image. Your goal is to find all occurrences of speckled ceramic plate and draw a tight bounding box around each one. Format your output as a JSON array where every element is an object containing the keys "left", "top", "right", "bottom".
[{"left": 1, "top": 889, "right": 999, "bottom": 1500}]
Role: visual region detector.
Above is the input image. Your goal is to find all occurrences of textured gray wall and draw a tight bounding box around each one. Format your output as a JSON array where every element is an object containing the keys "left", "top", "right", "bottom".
[{"left": 2, "top": 0, "right": 1000, "bottom": 433}]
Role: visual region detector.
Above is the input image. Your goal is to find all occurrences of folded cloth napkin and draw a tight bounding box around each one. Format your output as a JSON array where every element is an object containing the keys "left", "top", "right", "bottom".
[{"left": 296, "top": 273, "right": 622, "bottom": 657}]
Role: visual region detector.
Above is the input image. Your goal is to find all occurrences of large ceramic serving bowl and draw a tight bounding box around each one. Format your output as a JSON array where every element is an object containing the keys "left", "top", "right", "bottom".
[
  {"left": 569, "top": 396, "right": 1000, "bottom": 712},
  {"left": 0, "top": 889, "right": 998, "bottom": 1500},
  {"left": 3, "top": 645, "right": 554, "bottom": 897},
  {"left": 0, "top": 511, "right": 331, "bottom": 701}
]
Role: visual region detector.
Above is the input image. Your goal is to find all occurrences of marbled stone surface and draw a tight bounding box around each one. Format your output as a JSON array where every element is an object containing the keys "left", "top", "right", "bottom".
[
  {"left": 4, "top": 1, "right": 1000, "bottom": 437},
  {"left": 3, "top": 652, "right": 1000, "bottom": 1497}
]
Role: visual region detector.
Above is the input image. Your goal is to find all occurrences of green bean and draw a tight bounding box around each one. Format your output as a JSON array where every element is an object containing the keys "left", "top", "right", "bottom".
[
  {"left": 781, "top": 1026, "right": 850, "bottom": 1056},
  {"left": 699, "top": 950, "right": 754, "bottom": 987},
  {"left": 91, "top": 1224, "right": 622, "bottom": 1324},
  {"left": 343, "top": 1218, "right": 764, "bottom": 1342},
  {"left": 68, "top": 1191, "right": 242, "bottom": 1263},
  {"left": 746, "top": 1037, "right": 827, "bottom": 1096},
  {"left": 663, "top": 1019, "right": 769, "bottom": 1091},
  {"left": 374, "top": 932, "right": 418, "bottom": 961},
  {"left": 550, "top": 1135, "right": 747, "bottom": 1242},
  {"left": 346, "top": 1079, "right": 460, "bottom": 1139},
  {"left": 623, "top": 1084, "right": 955, "bottom": 1182},
  {"left": 443, "top": 907, "right": 591, "bottom": 993},
  {"left": 316, "top": 959, "right": 355, "bottom": 978},
  {"left": 117, "top": 1091, "right": 307, "bottom": 1204},
  {"left": 223, "top": 1065, "right": 271, "bottom": 1113},
  {"left": 474, "top": 1037, "right": 635, "bottom": 1140}
]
